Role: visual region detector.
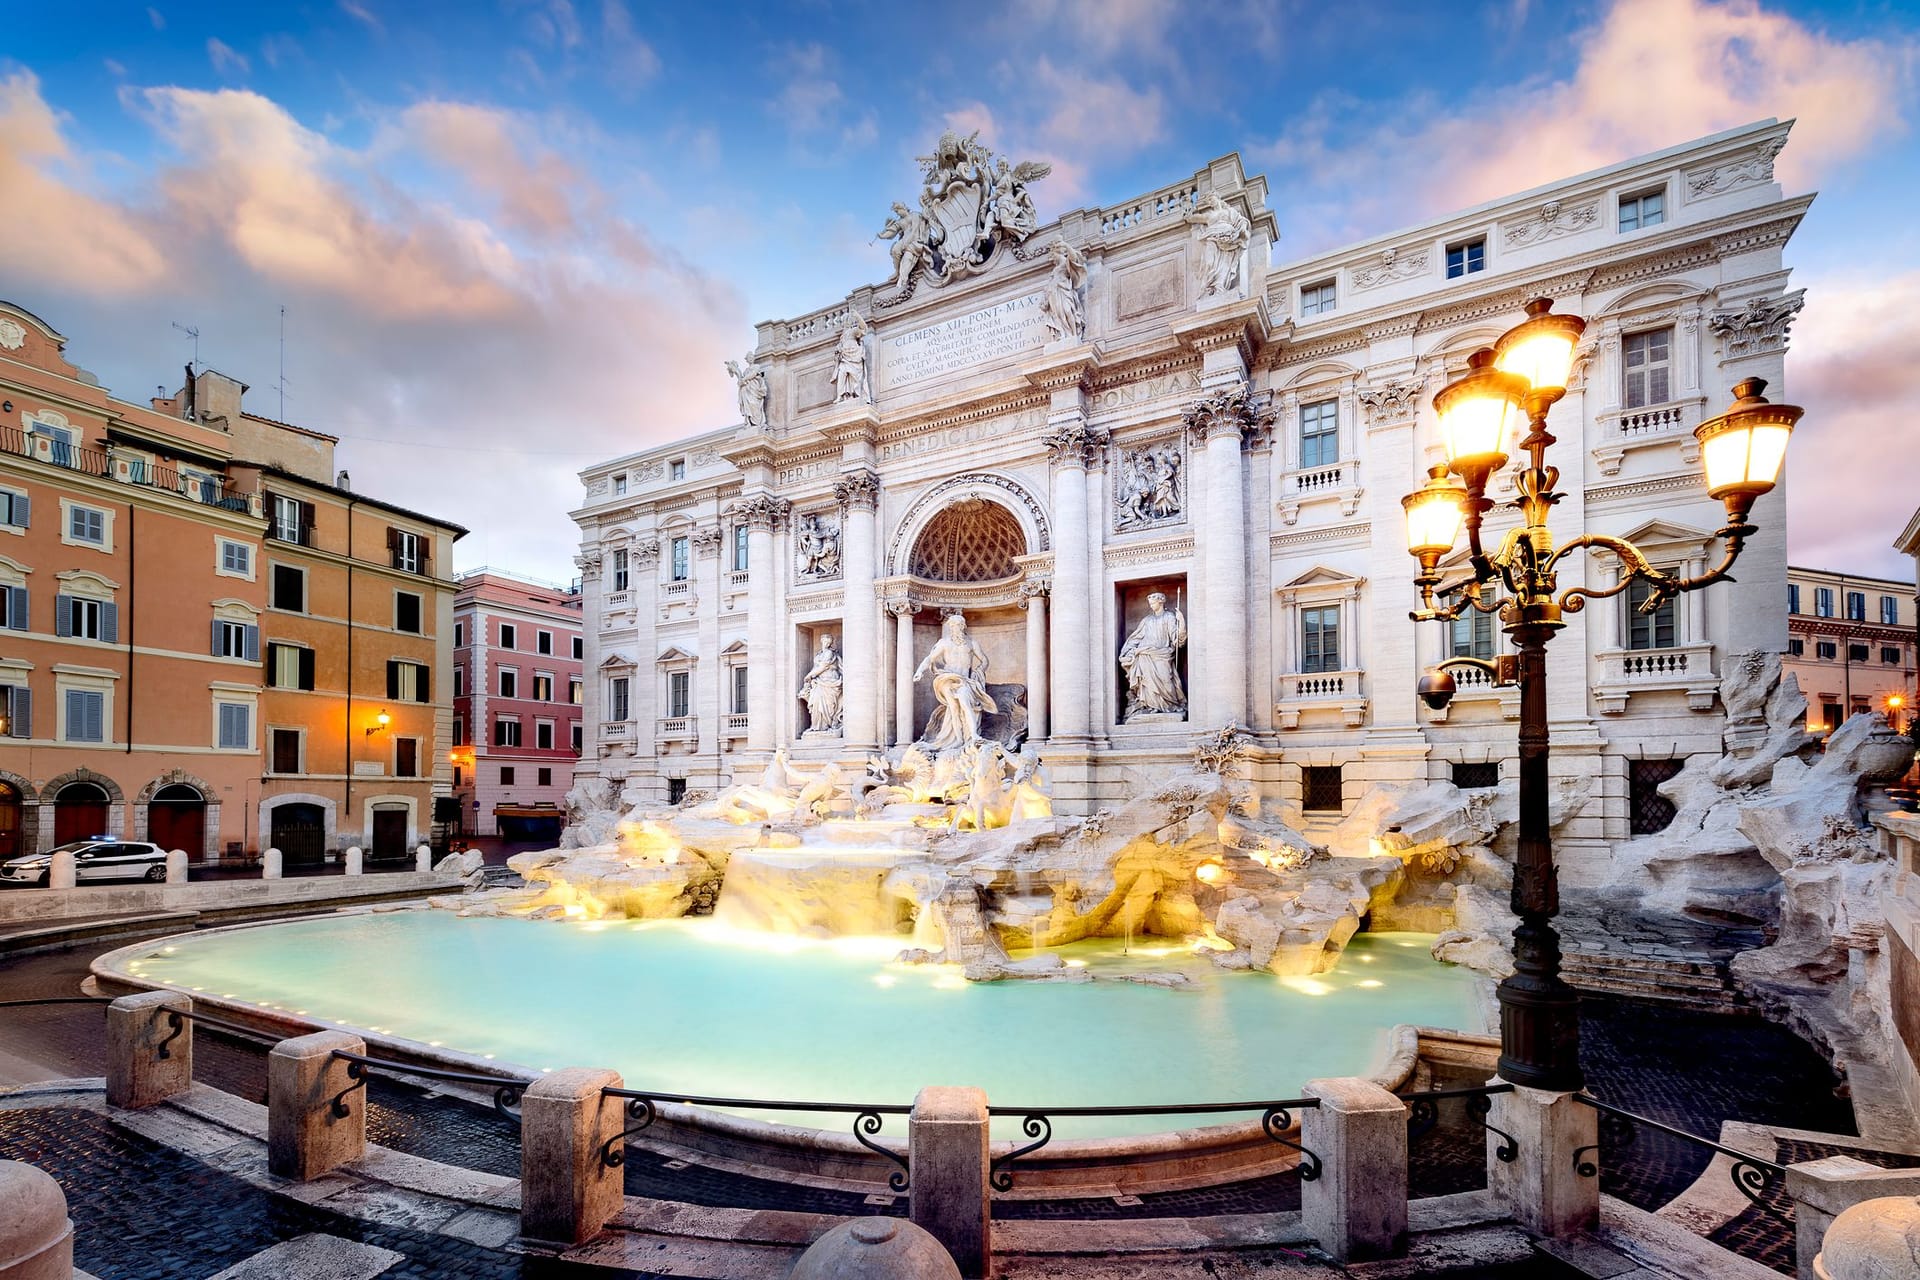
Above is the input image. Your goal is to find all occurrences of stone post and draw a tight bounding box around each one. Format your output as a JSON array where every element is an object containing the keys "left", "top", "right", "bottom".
[
  {"left": 1193, "top": 406, "right": 1249, "bottom": 728},
  {"left": 106, "top": 991, "right": 192, "bottom": 1109},
  {"left": 1020, "top": 583, "right": 1049, "bottom": 741},
  {"left": 909, "top": 1086, "right": 990, "bottom": 1279},
  {"left": 1812, "top": 1194, "right": 1920, "bottom": 1280},
  {"left": 1301, "top": 1076, "right": 1408, "bottom": 1262},
  {"left": 0, "top": 1160, "right": 72, "bottom": 1280},
  {"left": 838, "top": 470, "right": 881, "bottom": 751},
  {"left": 344, "top": 846, "right": 363, "bottom": 875},
  {"left": 164, "top": 849, "right": 187, "bottom": 884},
  {"left": 520, "top": 1067, "right": 626, "bottom": 1246},
  {"left": 1046, "top": 424, "right": 1092, "bottom": 742},
  {"left": 892, "top": 602, "right": 919, "bottom": 747},
  {"left": 1786, "top": 1156, "right": 1920, "bottom": 1279},
  {"left": 1486, "top": 1083, "right": 1597, "bottom": 1238},
  {"left": 267, "top": 1030, "right": 367, "bottom": 1181},
  {"left": 414, "top": 845, "right": 430, "bottom": 872},
  {"left": 262, "top": 847, "right": 282, "bottom": 879},
  {"left": 48, "top": 851, "right": 74, "bottom": 890}
]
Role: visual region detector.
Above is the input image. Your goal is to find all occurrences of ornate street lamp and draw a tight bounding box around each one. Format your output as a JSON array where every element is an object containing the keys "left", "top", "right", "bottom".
[{"left": 1403, "top": 298, "right": 1800, "bottom": 1092}]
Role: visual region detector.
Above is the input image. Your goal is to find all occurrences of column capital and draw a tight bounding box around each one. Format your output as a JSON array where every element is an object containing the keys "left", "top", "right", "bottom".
[
  {"left": 1017, "top": 575, "right": 1052, "bottom": 606},
  {"left": 886, "top": 598, "right": 920, "bottom": 619},
  {"left": 690, "top": 525, "right": 724, "bottom": 557},
  {"left": 833, "top": 468, "right": 881, "bottom": 514},
  {"left": 631, "top": 536, "right": 661, "bottom": 565},
  {"left": 1182, "top": 381, "right": 1273, "bottom": 449},
  {"left": 726, "top": 493, "right": 791, "bottom": 531},
  {"left": 572, "top": 550, "right": 603, "bottom": 580},
  {"left": 1041, "top": 418, "right": 1109, "bottom": 470}
]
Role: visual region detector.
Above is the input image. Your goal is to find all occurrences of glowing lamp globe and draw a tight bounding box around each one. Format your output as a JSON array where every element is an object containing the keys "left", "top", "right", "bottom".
[
  {"left": 1403, "top": 466, "right": 1468, "bottom": 562},
  {"left": 1493, "top": 298, "right": 1586, "bottom": 397},
  {"left": 1695, "top": 378, "right": 1800, "bottom": 520},
  {"left": 1433, "top": 350, "right": 1527, "bottom": 484}
]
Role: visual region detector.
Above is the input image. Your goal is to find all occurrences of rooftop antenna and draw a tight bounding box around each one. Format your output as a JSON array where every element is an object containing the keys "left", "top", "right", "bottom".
[
  {"left": 277, "top": 305, "right": 289, "bottom": 420},
  {"left": 171, "top": 321, "right": 200, "bottom": 373}
]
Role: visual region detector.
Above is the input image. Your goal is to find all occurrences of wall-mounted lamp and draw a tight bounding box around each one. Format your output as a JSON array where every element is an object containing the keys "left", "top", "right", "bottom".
[{"left": 365, "top": 709, "right": 391, "bottom": 737}]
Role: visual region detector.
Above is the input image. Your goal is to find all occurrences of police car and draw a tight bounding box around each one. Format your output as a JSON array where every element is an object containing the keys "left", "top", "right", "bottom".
[{"left": 0, "top": 839, "right": 170, "bottom": 886}]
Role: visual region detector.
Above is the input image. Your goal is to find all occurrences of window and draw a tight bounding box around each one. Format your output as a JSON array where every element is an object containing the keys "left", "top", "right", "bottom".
[
  {"left": 268, "top": 494, "right": 309, "bottom": 544},
  {"left": 1846, "top": 591, "right": 1866, "bottom": 621},
  {"left": 1883, "top": 596, "right": 1901, "bottom": 626},
  {"left": 1622, "top": 327, "right": 1672, "bottom": 409},
  {"left": 389, "top": 527, "right": 425, "bottom": 574},
  {"left": 1820, "top": 699, "right": 1841, "bottom": 731},
  {"left": 1450, "top": 608, "right": 1495, "bottom": 661},
  {"left": 218, "top": 540, "right": 251, "bottom": 577},
  {"left": 670, "top": 537, "right": 690, "bottom": 581},
  {"left": 394, "top": 738, "right": 418, "bottom": 778},
  {"left": 64, "top": 688, "right": 104, "bottom": 743},
  {"left": 1848, "top": 644, "right": 1870, "bottom": 663},
  {"left": 613, "top": 474, "right": 628, "bottom": 496},
  {"left": 537, "top": 630, "right": 553, "bottom": 655},
  {"left": 1852, "top": 697, "right": 1872, "bottom": 718},
  {"left": 453, "top": 766, "right": 464, "bottom": 788},
  {"left": 1787, "top": 638, "right": 1804, "bottom": 656},
  {"left": 1618, "top": 189, "right": 1665, "bottom": 232},
  {"left": 454, "top": 621, "right": 465, "bottom": 648},
  {"left": 1300, "top": 279, "right": 1336, "bottom": 317},
  {"left": 1787, "top": 584, "right": 1800, "bottom": 615},
  {"left": 1625, "top": 579, "right": 1677, "bottom": 650},
  {"left": 388, "top": 660, "right": 430, "bottom": 703},
  {"left": 270, "top": 728, "right": 301, "bottom": 774},
  {"left": 536, "top": 720, "right": 554, "bottom": 750},
  {"left": 494, "top": 717, "right": 521, "bottom": 747},
  {"left": 0, "top": 488, "right": 29, "bottom": 529},
  {"left": 67, "top": 505, "right": 105, "bottom": 546},
  {"left": 1883, "top": 646, "right": 1903, "bottom": 665},
  {"left": 571, "top": 636, "right": 583, "bottom": 660},
  {"left": 1452, "top": 762, "right": 1500, "bottom": 790},
  {"left": 267, "top": 643, "right": 315, "bottom": 690},
  {"left": 1445, "top": 239, "right": 1485, "bottom": 278},
  {"left": 212, "top": 619, "right": 258, "bottom": 660},
  {"left": 568, "top": 677, "right": 583, "bottom": 705},
  {"left": 216, "top": 702, "right": 251, "bottom": 750},
  {"left": 732, "top": 665, "right": 749, "bottom": 714},
  {"left": 571, "top": 723, "right": 583, "bottom": 752},
  {"left": 1815, "top": 587, "right": 1834, "bottom": 617},
  {"left": 395, "top": 592, "right": 422, "bottom": 634},
  {"left": 1302, "top": 766, "right": 1343, "bottom": 812},
  {"left": 667, "top": 670, "right": 690, "bottom": 718},
  {"left": 500, "top": 766, "right": 516, "bottom": 786},
  {"left": 0, "top": 684, "right": 30, "bottom": 738},
  {"left": 666, "top": 777, "right": 688, "bottom": 804},
  {"left": 669, "top": 458, "right": 686, "bottom": 481},
  {"left": 271, "top": 564, "right": 305, "bottom": 612},
  {"left": 1628, "top": 759, "right": 1684, "bottom": 835},
  {"left": 538, "top": 766, "right": 552, "bottom": 787},
  {"left": 453, "top": 665, "right": 466, "bottom": 698},
  {"left": 499, "top": 667, "right": 518, "bottom": 698},
  {"left": 500, "top": 623, "right": 517, "bottom": 650},
  {"left": 533, "top": 674, "right": 553, "bottom": 701},
  {"left": 1815, "top": 641, "right": 1837, "bottom": 660},
  {"left": 30, "top": 420, "right": 74, "bottom": 467},
  {"left": 3, "top": 584, "right": 26, "bottom": 631},
  {"left": 610, "top": 676, "right": 630, "bottom": 721},
  {"left": 733, "top": 524, "right": 750, "bottom": 572},
  {"left": 1299, "top": 399, "right": 1338, "bottom": 470},
  {"left": 611, "top": 549, "right": 629, "bottom": 592},
  {"left": 1301, "top": 605, "right": 1340, "bottom": 673},
  {"left": 452, "top": 717, "right": 465, "bottom": 746},
  {"left": 56, "top": 594, "right": 115, "bottom": 642}
]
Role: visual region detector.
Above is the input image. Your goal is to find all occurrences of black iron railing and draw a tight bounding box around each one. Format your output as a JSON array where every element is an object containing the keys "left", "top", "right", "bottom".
[
  {"left": 157, "top": 1006, "right": 289, "bottom": 1056},
  {"left": 984, "top": 1098, "right": 1324, "bottom": 1191},
  {"left": 325, "top": 1049, "right": 532, "bottom": 1121},
  {"left": 1573, "top": 1093, "right": 1788, "bottom": 1221},
  {"left": 1399, "top": 1082, "right": 1518, "bottom": 1162},
  {"left": 0, "top": 997, "right": 110, "bottom": 1010},
  {"left": 600, "top": 1087, "right": 914, "bottom": 1190}
]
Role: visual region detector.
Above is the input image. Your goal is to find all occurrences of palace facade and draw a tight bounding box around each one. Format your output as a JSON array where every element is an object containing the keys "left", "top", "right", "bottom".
[{"left": 572, "top": 120, "right": 1808, "bottom": 856}]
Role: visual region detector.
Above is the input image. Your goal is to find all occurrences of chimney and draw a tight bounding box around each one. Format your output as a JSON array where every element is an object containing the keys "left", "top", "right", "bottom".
[{"left": 336, "top": 470, "right": 351, "bottom": 491}]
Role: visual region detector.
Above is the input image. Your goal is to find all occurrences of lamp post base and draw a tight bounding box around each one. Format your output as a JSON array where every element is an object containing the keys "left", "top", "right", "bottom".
[{"left": 1495, "top": 924, "right": 1584, "bottom": 1094}]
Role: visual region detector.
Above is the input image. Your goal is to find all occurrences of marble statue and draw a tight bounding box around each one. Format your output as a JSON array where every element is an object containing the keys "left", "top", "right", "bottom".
[
  {"left": 1119, "top": 592, "right": 1189, "bottom": 718},
  {"left": 878, "top": 200, "right": 938, "bottom": 298},
  {"left": 1007, "top": 743, "right": 1053, "bottom": 821},
  {"left": 1186, "top": 194, "right": 1251, "bottom": 299},
  {"left": 1039, "top": 241, "right": 1087, "bottom": 343},
  {"left": 913, "top": 612, "right": 999, "bottom": 751},
  {"left": 795, "top": 513, "right": 842, "bottom": 579},
  {"left": 725, "top": 354, "right": 769, "bottom": 428},
  {"left": 987, "top": 157, "right": 1041, "bottom": 239},
  {"left": 1114, "top": 444, "right": 1183, "bottom": 529},
  {"left": 798, "top": 635, "right": 845, "bottom": 735},
  {"left": 760, "top": 747, "right": 801, "bottom": 796},
  {"left": 879, "top": 132, "right": 1053, "bottom": 295},
  {"left": 833, "top": 314, "right": 870, "bottom": 402}
]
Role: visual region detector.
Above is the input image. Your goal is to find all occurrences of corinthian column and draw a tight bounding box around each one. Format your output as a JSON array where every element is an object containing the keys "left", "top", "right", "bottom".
[
  {"left": 1044, "top": 419, "right": 1100, "bottom": 742},
  {"left": 1020, "top": 577, "right": 1050, "bottom": 740},
  {"left": 835, "top": 469, "right": 881, "bottom": 751},
  {"left": 890, "top": 600, "right": 919, "bottom": 746},
  {"left": 728, "top": 495, "right": 789, "bottom": 752},
  {"left": 1184, "top": 384, "right": 1257, "bottom": 728}
]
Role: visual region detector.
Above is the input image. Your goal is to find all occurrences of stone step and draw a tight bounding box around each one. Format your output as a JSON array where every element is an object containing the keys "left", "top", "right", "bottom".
[{"left": 1559, "top": 946, "right": 1750, "bottom": 1012}]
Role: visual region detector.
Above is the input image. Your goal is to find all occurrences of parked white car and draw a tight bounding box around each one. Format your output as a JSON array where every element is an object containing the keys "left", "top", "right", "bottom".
[{"left": 0, "top": 839, "right": 169, "bottom": 886}]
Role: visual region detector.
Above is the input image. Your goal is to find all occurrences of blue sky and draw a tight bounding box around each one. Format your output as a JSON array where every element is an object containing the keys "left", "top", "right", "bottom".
[{"left": 3, "top": 0, "right": 1917, "bottom": 581}]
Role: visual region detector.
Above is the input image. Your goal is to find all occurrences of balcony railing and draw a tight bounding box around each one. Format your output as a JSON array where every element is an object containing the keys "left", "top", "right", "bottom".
[
  {"left": 658, "top": 716, "right": 695, "bottom": 741},
  {"left": 725, "top": 712, "right": 750, "bottom": 735},
  {"left": 1, "top": 423, "right": 256, "bottom": 514},
  {"left": 1593, "top": 642, "right": 1719, "bottom": 714},
  {"left": 1275, "top": 668, "right": 1369, "bottom": 729}
]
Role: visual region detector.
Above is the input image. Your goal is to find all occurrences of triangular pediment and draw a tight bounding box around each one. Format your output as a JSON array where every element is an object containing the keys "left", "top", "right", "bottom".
[
  {"left": 1281, "top": 564, "right": 1365, "bottom": 590},
  {"left": 1615, "top": 518, "right": 1714, "bottom": 550},
  {"left": 655, "top": 645, "right": 697, "bottom": 665},
  {"left": 598, "top": 652, "right": 636, "bottom": 671},
  {"left": 719, "top": 639, "right": 747, "bottom": 657}
]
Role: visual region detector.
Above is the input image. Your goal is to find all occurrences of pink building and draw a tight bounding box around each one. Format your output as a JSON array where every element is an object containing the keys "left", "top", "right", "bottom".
[{"left": 451, "top": 570, "right": 584, "bottom": 838}]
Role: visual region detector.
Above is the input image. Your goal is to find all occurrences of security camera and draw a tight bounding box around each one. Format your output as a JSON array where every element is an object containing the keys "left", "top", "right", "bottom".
[{"left": 1417, "top": 668, "right": 1457, "bottom": 711}]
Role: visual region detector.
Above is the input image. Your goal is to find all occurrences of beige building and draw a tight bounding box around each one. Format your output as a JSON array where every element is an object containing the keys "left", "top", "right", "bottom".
[{"left": 1784, "top": 566, "right": 1916, "bottom": 735}]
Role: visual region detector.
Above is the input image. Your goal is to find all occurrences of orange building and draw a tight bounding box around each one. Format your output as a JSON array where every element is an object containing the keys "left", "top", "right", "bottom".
[{"left": 0, "top": 300, "right": 463, "bottom": 863}]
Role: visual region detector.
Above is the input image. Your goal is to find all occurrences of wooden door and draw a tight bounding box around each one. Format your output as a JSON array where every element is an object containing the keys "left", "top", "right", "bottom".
[{"left": 371, "top": 809, "right": 407, "bottom": 859}]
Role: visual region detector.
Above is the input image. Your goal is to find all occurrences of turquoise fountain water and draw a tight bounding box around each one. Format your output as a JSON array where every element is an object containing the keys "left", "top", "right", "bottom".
[{"left": 125, "top": 912, "right": 1478, "bottom": 1138}]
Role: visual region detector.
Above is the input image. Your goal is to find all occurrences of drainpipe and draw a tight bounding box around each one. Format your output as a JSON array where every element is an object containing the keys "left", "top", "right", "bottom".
[
  {"left": 125, "top": 502, "right": 134, "bottom": 753},
  {"left": 344, "top": 496, "right": 359, "bottom": 856}
]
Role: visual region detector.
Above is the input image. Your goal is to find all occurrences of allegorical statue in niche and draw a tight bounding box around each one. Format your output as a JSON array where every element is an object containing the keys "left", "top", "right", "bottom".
[
  {"left": 1185, "top": 194, "right": 1252, "bottom": 299},
  {"left": 1039, "top": 241, "right": 1087, "bottom": 343},
  {"left": 798, "top": 635, "right": 844, "bottom": 735},
  {"left": 725, "top": 353, "right": 769, "bottom": 428},
  {"left": 913, "top": 612, "right": 999, "bottom": 752},
  {"left": 833, "top": 313, "right": 870, "bottom": 402},
  {"left": 1119, "top": 591, "right": 1189, "bottom": 719},
  {"left": 795, "top": 513, "right": 841, "bottom": 579}
]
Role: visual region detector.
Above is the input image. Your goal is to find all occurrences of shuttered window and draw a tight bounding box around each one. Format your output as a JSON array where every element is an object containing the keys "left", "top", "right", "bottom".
[
  {"left": 216, "top": 702, "right": 251, "bottom": 749},
  {"left": 0, "top": 685, "right": 31, "bottom": 738},
  {"left": 64, "top": 689, "right": 105, "bottom": 742},
  {"left": 387, "top": 660, "right": 430, "bottom": 703},
  {"left": 267, "top": 643, "right": 315, "bottom": 691},
  {"left": 3, "top": 585, "right": 26, "bottom": 631},
  {"left": 55, "top": 595, "right": 116, "bottom": 642},
  {"left": 0, "top": 489, "right": 27, "bottom": 528},
  {"left": 211, "top": 620, "right": 259, "bottom": 660}
]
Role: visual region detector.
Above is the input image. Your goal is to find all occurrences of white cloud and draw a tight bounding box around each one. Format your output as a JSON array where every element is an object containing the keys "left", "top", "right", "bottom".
[{"left": 206, "top": 38, "right": 250, "bottom": 78}]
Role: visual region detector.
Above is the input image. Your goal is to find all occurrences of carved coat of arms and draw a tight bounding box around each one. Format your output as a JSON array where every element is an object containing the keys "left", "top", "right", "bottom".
[{"left": 877, "top": 131, "right": 1051, "bottom": 301}]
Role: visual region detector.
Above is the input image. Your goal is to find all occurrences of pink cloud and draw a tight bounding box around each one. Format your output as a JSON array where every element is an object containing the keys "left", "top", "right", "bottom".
[{"left": 398, "top": 100, "right": 585, "bottom": 240}]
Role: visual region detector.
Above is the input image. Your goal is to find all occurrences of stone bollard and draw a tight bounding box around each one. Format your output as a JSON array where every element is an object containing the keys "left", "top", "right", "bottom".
[
  {"left": 791, "top": 1219, "right": 961, "bottom": 1279},
  {"left": 344, "top": 846, "right": 363, "bottom": 875},
  {"left": 1788, "top": 1157, "right": 1920, "bottom": 1278},
  {"left": 414, "top": 845, "right": 431, "bottom": 872},
  {"left": 262, "top": 847, "right": 282, "bottom": 879},
  {"left": 47, "top": 851, "right": 75, "bottom": 891},
  {"left": 0, "top": 1159, "right": 73, "bottom": 1279},
  {"left": 164, "top": 850, "right": 188, "bottom": 884},
  {"left": 1486, "top": 1081, "right": 1598, "bottom": 1239},
  {"left": 267, "top": 1031, "right": 367, "bottom": 1181},
  {"left": 106, "top": 991, "right": 193, "bottom": 1109},
  {"left": 909, "top": 1086, "right": 990, "bottom": 1279},
  {"left": 1813, "top": 1194, "right": 1920, "bottom": 1280},
  {"left": 520, "top": 1068, "right": 625, "bottom": 1246},
  {"left": 1301, "top": 1076, "right": 1409, "bottom": 1262}
]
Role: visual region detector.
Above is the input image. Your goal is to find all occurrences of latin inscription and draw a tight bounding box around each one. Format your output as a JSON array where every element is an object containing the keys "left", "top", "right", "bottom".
[
  {"left": 876, "top": 294, "right": 1048, "bottom": 390},
  {"left": 878, "top": 408, "right": 1047, "bottom": 462}
]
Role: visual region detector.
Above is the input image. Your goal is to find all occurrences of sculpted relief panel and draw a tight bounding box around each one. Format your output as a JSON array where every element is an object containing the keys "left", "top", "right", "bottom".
[
  {"left": 1113, "top": 441, "right": 1185, "bottom": 531},
  {"left": 794, "top": 512, "right": 843, "bottom": 582}
]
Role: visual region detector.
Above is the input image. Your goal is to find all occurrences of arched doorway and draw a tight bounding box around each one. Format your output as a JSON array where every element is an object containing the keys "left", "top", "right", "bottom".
[
  {"left": 148, "top": 783, "right": 206, "bottom": 856},
  {"left": 271, "top": 803, "right": 327, "bottom": 867},
  {"left": 0, "top": 783, "right": 20, "bottom": 860},
  {"left": 52, "top": 782, "right": 111, "bottom": 845}
]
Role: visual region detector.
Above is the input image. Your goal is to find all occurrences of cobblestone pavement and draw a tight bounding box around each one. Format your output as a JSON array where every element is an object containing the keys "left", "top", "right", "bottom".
[{"left": 1706, "top": 1137, "right": 1920, "bottom": 1274}]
